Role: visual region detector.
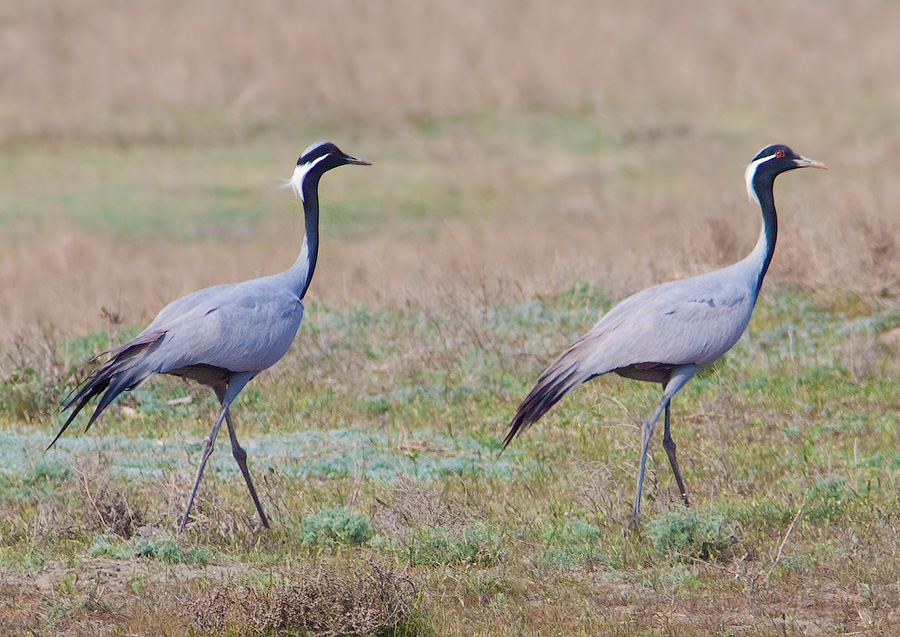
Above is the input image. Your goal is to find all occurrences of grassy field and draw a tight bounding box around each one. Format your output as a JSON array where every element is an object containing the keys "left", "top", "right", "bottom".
[{"left": 3, "top": 1, "right": 900, "bottom": 635}]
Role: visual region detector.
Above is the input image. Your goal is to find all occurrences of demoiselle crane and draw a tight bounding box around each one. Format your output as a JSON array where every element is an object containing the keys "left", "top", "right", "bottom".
[
  {"left": 503, "top": 144, "right": 825, "bottom": 528},
  {"left": 50, "top": 142, "right": 370, "bottom": 532}
]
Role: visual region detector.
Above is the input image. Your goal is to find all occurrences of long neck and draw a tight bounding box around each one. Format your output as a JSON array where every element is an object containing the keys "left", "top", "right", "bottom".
[
  {"left": 747, "top": 173, "right": 778, "bottom": 299},
  {"left": 286, "top": 174, "right": 321, "bottom": 299}
]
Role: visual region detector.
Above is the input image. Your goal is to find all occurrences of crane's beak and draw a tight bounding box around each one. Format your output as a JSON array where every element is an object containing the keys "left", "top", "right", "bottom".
[
  {"left": 344, "top": 154, "right": 371, "bottom": 166},
  {"left": 795, "top": 155, "right": 827, "bottom": 170}
]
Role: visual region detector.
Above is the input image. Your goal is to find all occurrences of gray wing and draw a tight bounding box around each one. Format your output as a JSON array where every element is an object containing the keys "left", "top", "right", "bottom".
[
  {"left": 577, "top": 272, "right": 756, "bottom": 372},
  {"left": 52, "top": 276, "right": 304, "bottom": 448},
  {"left": 505, "top": 271, "right": 757, "bottom": 446},
  {"left": 139, "top": 277, "right": 305, "bottom": 375}
]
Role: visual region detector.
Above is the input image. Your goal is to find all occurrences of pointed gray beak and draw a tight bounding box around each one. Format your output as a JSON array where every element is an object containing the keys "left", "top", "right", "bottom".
[
  {"left": 344, "top": 154, "right": 371, "bottom": 166},
  {"left": 795, "top": 155, "right": 827, "bottom": 170}
]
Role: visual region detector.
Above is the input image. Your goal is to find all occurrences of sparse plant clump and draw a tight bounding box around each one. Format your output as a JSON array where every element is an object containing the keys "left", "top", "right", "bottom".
[
  {"left": 805, "top": 474, "right": 856, "bottom": 522},
  {"left": 538, "top": 518, "right": 603, "bottom": 569},
  {"left": 371, "top": 477, "right": 505, "bottom": 566},
  {"left": 24, "top": 456, "right": 72, "bottom": 486},
  {"left": 78, "top": 477, "right": 145, "bottom": 538},
  {"left": 0, "top": 365, "right": 54, "bottom": 423},
  {"left": 132, "top": 535, "right": 211, "bottom": 565}
]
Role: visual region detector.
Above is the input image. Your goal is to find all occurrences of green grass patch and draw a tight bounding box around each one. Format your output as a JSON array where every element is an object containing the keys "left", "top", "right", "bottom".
[
  {"left": 89, "top": 532, "right": 210, "bottom": 566},
  {"left": 538, "top": 518, "right": 604, "bottom": 569},
  {"left": 397, "top": 521, "right": 505, "bottom": 567}
]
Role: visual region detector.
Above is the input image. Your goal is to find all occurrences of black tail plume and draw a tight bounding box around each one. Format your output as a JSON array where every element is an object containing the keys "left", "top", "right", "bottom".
[
  {"left": 49, "top": 332, "right": 164, "bottom": 450},
  {"left": 503, "top": 350, "right": 594, "bottom": 450}
]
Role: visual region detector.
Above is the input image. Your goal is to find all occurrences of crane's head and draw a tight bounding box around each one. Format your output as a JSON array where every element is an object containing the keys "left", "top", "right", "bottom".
[
  {"left": 284, "top": 142, "right": 370, "bottom": 201},
  {"left": 745, "top": 144, "right": 826, "bottom": 205}
]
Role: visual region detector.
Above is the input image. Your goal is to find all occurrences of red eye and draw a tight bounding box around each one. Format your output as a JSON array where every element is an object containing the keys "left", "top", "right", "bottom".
[{"left": 775, "top": 150, "right": 784, "bottom": 158}]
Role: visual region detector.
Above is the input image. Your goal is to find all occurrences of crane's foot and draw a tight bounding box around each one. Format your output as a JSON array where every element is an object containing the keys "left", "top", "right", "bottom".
[
  {"left": 178, "top": 509, "right": 192, "bottom": 534},
  {"left": 625, "top": 509, "right": 642, "bottom": 532},
  {"left": 178, "top": 435, "right": 216, "bottom": 534},
  {"left": 229, "top": 439, "right": 270, "bottom": 529}
]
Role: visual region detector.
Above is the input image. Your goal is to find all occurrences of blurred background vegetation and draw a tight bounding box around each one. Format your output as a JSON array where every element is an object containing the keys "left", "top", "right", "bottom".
[{"left": 1, "top": 0, "right": 898, "bottom": 342}]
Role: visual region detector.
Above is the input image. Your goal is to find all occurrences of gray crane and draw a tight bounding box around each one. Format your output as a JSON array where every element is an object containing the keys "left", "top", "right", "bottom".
[
  {"left": 503, "top": 144, "right": 825, "bottom": 528},
  {"left": 49, "top": 141, "right": 369, "bottom": 532}
]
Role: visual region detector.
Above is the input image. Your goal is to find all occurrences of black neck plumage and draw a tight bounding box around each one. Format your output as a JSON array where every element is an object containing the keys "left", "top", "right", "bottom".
[{"left": 751, "top": 172, "right": 778, "bottom": 298}]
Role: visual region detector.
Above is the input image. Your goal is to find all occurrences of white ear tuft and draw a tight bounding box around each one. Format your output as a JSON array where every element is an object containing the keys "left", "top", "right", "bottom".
[
  {"left": 283, "top": 154, "right": 329, "bottom": 202},
  {"left": 744, "top": 153, "right": 775, "bottom": 205}
]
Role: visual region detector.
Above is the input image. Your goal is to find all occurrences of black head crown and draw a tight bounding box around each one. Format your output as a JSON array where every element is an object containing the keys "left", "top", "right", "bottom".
[
  {"left": 286, "top": 141, "right": 369, "bottom": 200},
  {"left": 745, "top": 144, "right": 826, "bottom": 204},
  {"left": 750, "top": 144, "right": 826, "bottom": 176},
  {"left": 296, "top": 141, "right": 370, "bottom": 171}
]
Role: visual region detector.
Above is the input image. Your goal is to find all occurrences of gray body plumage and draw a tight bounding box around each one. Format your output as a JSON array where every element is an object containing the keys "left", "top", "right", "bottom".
[
  {"left": 504, "top": 145, "right": 825, "bottom": 528},
  {"left": 139, "top": 269, "right": 307, "bottom": 378},
  {"left": 52, "top": 142, "right": 369, "bottom": 531},
  {"left": 530, "top": 241, "right": 765, "bottom": 408}
]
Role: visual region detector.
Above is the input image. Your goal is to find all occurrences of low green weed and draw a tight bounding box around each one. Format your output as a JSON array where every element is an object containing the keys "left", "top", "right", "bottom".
[{"left": 89, "top": 532, "right": 210, "bottom": 565}]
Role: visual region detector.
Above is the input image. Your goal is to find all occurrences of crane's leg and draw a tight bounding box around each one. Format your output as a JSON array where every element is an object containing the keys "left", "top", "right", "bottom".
[
  {"left": 179, "top": 404, "right": 228, "bottom": 533},
  {"left": 628, "top": 398, "right": 666, "bottom": 530},
  {"left": 179, "top": 373, "right": 255, "bottom": 533},
  {"left": 627, "top": 365, "right": 699, "bottom": 530},
  {"left": 224, "top": 409, "right": 270, "bottom": 528},
  {"left": 661, "top": 400, "right": 690, "bottom": 508}
]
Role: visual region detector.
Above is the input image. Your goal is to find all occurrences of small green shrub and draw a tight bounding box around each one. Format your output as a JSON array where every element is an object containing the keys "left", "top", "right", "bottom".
[
  {"left": 298, "top": 507, "right": 374, "bottom": 548},
  {"left": 133, "top": 536, "right": 210, "bottom": 565},
  {"left": 805, "top": 474, "right": 854, "bottom": 522},
  {"left": 357, "top": 393, "right": 391, "bottom": 415},
  {"left": 26, "top": 456, "right": 72, "bottom": 484},
  {"left": 647, "top": 510, "right": 736, "bottom": 561},
  {"left": 0, "top": 365, "right": 56, "bottom": 422},
  {"left": 89, "top": 532, "right": 132, "bottom": 559}
]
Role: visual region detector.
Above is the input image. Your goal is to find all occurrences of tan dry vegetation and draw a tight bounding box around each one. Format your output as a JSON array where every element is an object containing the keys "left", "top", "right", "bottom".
[
  {"left": 3, "top": 0, "right": 900, "bottom": 141},
  {"left": 2, "top": 555, "right": 417, "bottom": 636},
  {"left": 2, "top": 140, "right": 896, "bottom": 344},
  {"left": 1, "top": 0, "right": 900, "bottom": 340}
]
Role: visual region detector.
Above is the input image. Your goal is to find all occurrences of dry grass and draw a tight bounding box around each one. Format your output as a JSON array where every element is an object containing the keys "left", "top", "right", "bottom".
[
  {"left": 186, "top": 559, "right": 418, "bottom": 636},
  {"left": 2, "top": 0, "right": 900, "bottom": 141},
  {"left": 1, "top": 554, "right": 417, "bottom": 636},
  {"left": 3, "top": 155, "right": 898, "bottom": 343}
]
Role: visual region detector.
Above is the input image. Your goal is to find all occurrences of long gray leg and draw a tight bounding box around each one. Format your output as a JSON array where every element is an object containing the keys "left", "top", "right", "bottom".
[
  {"left": 628, "top": 398, "right": 666, "bottom": 530},
  {"left": 179, "top": 372, "right": 255, "bottom": 533},
  {"left": 224, "top": 409, "right": 269, "bottom": 528},
  {"left": 627, "top": 365, "right": 699, "bottom": 529},
  {"left": 179, "top": 403, "right": 229, "bottom": 533},
  {"left": 661, "top": 399, "right": 690, "bottom": 507}
]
